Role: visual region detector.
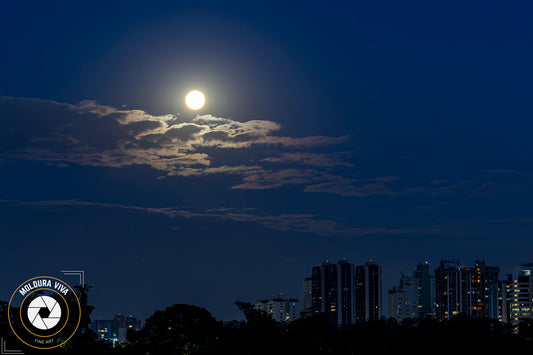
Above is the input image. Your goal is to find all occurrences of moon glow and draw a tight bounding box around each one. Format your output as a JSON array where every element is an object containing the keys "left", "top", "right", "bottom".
[{"left": 185, "top": 90, "right": 206, "bottom": 110}]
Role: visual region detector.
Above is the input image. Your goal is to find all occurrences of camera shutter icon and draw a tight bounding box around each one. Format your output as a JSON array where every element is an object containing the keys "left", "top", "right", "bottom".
[{"left": 27, "top": 296, "right": 62, "bottom": 330}]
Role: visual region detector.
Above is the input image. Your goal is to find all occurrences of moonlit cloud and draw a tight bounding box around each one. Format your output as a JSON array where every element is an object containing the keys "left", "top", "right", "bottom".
[
  {"left": 3, "top": 96, "right": 528, "bottom": 200},
  {"left": 232, "top": 168, "right": 326, "bottom": 190},
  {"left": 0, "top": 96, "right": 357, "bottom": 193},
  {"left": 261, "top": 152, "right": 355, "bottom": 168}
]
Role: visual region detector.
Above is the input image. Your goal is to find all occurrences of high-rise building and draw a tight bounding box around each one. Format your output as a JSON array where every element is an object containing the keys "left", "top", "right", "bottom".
[
  {"left": 434, "top": 260, "right": 499, "bottom": 321},
  {"left": 510, "top": 263, "right": 533, "bottom": 327},
  {"left": 311, "top": 261, "right": 338, "bottom": 325},
  {"left": 255, "top": 297, "right": 300, "bottom": 323},
  {"left": 338, "top": 259, "right": 356, "bottom": 325},
  {"left": 311, "top": 265, "right": 322, "bottom": 315},
  {"left": 500, "top": 274, "right": 513, "bottom": 324},
  {"left": 308, "top": 259, "right": 355, "bottom": 326},
  {"left": 389, "top": 274, "right": 419, "bottom": 321},
  {"left": 303, "top": 277, "right": 313, "bottom": 313},
  {"left": 90, "top": 314, "right": 141, "bottom": 344},
  {"left": 355, "top": 260, "right": 382, "bottom": 322},
  {"left": 389, "top": 262, "right": 435, "bottom": 322},
  {"left": 414, "top": 261, "right": 434, "bottom": 317}
]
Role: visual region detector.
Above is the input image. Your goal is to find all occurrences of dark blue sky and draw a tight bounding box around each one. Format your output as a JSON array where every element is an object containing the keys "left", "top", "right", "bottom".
[{"left": 2, "top": 1, "right": 533, "bottom": 321}]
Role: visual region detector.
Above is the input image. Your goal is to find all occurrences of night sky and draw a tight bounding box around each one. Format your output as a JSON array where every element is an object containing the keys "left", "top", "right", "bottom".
[{"left": 2, "top": 1, "right": 533, "bottom": 322}]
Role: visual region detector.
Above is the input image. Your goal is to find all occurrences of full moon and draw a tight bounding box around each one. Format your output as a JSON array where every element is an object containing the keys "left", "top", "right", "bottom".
[{"left": 185, "top": 90, "right": 206, "bottom": 110}]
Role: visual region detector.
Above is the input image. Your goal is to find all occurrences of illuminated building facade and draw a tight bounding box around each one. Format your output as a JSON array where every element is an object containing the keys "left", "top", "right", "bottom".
[
  {"left": 255, "top": 297, "right": 300, "bottom": 323},
  {"left": 355, "top": 260, "right": 382, "bottom": 322},
  {"left": 434, "top": 260, "right": 499, "bottom": 321},
  {"left": 389, "top": 274, "right": 420, "bottom": 321},
  {"left": 390, "top": 262, "right": 435, "bottom": 321},
  {"left": 308, "top": 259, "right": 355, "bottom": 326},
  {"left": 90, "top": 319, "right": 119, "bottom": 343},
  {"left": 90, "top": 314, "right": 141, "bottom": 344},
  {"left": 510, "top": 263, "right": 533, "bottom": 326},
  {"left": 499, "top": 274, "right": 513, "bottom": 324},
  {"left": 414, "top": 261, "right": 435, "bottom": 317}
]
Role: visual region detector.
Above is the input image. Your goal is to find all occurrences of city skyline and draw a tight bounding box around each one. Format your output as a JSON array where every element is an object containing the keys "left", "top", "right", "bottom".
[
  {"left": 3, "top": 1, "right": 533, "bottom": 326},
  {"left": 84, "top": 256, "right": 530, "bottom": 323}
]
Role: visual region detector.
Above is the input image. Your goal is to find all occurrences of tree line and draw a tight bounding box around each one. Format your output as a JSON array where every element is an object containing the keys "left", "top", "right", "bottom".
[{"left": 2, "top": 286, "right": 533, "bottom": 354}]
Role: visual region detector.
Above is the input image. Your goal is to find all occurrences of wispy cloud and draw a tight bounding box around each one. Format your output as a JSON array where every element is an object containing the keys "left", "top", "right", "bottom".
[
  {"left": 304, "top": 180, "right": 397, "bottom": 197},
  {"left": 232, "top": 168, "right": 327, "bottom": 190},
  {"left": 261, "top": 152, "right": 355, "bottom": 168},
  {"left": 419, "top": 179, "right": 528, "bottom": 198},
  {"left": 4, "top": 198, "right": 533, "bottom": 239},
  {"left": 0, "top": 199, "right": 345, "bottom": 236},
  {"left": 5, "top": 96, "right": 520, "bottom": 200},
  {"left": 0, "top": 96, "right": 358, "bottom": 194}
]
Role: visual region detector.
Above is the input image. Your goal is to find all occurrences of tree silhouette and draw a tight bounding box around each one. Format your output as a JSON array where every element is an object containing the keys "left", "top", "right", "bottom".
[
  {"left": 60, "top": 284, "right": 100, "bottom": 353},
  {"left": 232, "top": 301, "right": 283, "bottom": 355},
  {"left": 286, "top": 313, "right": 347, "bottom": 354},
  {"left": 134, "top": 304, "right": 219, "bottom": 355},
  {"left": 5, "top": 289, "right": 533, "bottom": 355}
]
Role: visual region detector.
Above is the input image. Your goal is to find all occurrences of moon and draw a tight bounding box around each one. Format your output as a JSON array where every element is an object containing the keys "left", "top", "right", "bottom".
[{"left": 185, "top": 90, "right": 206, "bottom": 110}]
